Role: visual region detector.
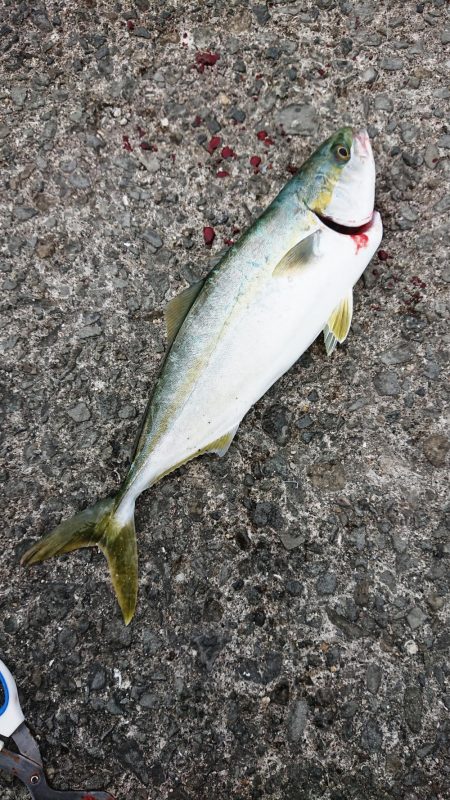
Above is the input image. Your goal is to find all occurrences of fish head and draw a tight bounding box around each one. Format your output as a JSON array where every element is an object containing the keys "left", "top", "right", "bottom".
[{"left": 303, "top": 126, "right": 376, "bottom": 228}]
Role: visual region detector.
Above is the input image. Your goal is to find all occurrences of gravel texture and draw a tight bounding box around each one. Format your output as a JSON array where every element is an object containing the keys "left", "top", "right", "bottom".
[{"left": 1, "top": 1, "right": 449, "bottom": 799}]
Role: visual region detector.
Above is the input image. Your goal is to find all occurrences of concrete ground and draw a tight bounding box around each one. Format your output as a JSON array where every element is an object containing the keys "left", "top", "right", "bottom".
[{"left": 1, "top": 1, "right": 449, "bottom": 798}]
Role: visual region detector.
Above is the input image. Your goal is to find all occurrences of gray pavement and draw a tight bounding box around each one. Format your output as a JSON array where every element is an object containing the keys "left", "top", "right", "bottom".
[{"left": 1, "top": 1, "right": 449, "bottom": 798}]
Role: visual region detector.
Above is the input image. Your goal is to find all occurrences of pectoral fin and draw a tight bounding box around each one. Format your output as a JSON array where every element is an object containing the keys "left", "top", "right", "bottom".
[
  {"left": 273, "top": 231, "right": 319, "bottom": 277},
  {"left": 165, "top": 279, "right": 205, "bottom": 346},
  {"left": 323, "top": 290, "right": 353, "bottom": 356},
  {"left": 205, "top": 423, "right": 240, "bottom": 457}
]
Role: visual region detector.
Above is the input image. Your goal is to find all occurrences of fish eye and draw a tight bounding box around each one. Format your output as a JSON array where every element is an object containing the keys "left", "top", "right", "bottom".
[{"left": 335, "top": 143, "right": 350, "bottom": 162}]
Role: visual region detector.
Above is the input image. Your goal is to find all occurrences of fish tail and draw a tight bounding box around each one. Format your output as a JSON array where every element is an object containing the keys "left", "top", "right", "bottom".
[{"left": 21, "top": 496, "right": 138, "bottom": 625}]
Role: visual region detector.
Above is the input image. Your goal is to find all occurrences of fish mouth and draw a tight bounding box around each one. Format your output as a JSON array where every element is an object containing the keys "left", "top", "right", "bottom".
[{"left": 312, "top": 208, "right": 376, "bottom": 236}]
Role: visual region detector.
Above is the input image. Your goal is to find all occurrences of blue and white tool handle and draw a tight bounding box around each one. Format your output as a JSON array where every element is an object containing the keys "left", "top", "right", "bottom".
[{"left": 0, "top": 658, "right": 25, "bottom": 741}]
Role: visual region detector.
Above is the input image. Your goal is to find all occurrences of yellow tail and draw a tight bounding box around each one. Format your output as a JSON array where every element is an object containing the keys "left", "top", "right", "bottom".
[{"left": 21, "top": 497, "right": 138, "bottom": 625}]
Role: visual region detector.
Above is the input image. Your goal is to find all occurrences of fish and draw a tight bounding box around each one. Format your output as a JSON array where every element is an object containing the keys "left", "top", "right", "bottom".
[{"left": 22, "top": 126, "right": 383, "bottom": 624}]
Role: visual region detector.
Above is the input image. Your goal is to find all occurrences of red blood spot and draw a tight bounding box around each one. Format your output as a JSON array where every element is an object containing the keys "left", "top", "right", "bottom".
[
  {"left": 411, "top": 276, "right": 426, "bottom": 288},
  {"left": 287, "top": 164, "right": 298, "bottom": 175},
  {"left": 378, "top": 249, "right": 390, "bottom": 261},
  {"left": 136, "top": 125, "right": 146, "bottom": 138},
  {"left": 232, "top": 227, "right": 240, "bottom": 234},
  {"left": 216, "top": 170, "right": 229, "bottom": 178},
  {"left": 193, "top": 115, "right": 202, "bottom": 127},
  {"left": 224, "top": 238, "right": 234, "bottom": 246},
  {"left": 126, "top": 20, "right": 135, "bottom": 31},
  {"left": 196, "top": 51, "right": 220, "bottom": 67},
  {"left": 317, "top": 67, "right": 326, "bottom": 77},
  {"left": 207, "top": 136, "right": 221, "bottom": 154},
  {"left": 351, "top": 232, "right": 369, "bottom": 254},
  {"left": 203, "top": 226, "right": 215, "bottom": 246},
  {"left": 195, "top": 52, "right": 220, "bottom": 73},
  {"left": 122, "top": 135, "right": 132, "bottom": 152},
  {"left": 221, "top": 146, "right": 235, "bottom": 158},
  {"left": 140, "top": 141, "right": 152, "bottom": 150},
  {"left": 255, "top": 73, "right": 263, "bottom": 79},
  {"left": 255, "top": 131, "right": 274, "bottom": 146},
  {"left": 250, "top": 155, "right": 261, "bottom": 168},
  {"left": 82, "top": 795, "right": 97, "bottom": 800}
]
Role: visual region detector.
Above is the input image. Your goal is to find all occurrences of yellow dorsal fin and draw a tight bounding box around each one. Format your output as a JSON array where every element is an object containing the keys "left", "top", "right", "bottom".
[
  {"left": 273, "top": 231, "right": 318, "bottom": 277},
  {"left": 164, "top": 279, "right": 205, "bottom": 346},
  {"left": 324, "top": 289, "right": 353, "bottom": 356}
]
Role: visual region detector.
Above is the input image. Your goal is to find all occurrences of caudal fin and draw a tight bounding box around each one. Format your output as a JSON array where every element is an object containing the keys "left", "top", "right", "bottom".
[{"left": 21, "top": 497, "right": 138, "bottom": 625}]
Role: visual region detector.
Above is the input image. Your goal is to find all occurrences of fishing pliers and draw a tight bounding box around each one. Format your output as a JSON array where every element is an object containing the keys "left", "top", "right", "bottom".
[{"left": 0, "top": 657, "right": 115, "bottom": 799}]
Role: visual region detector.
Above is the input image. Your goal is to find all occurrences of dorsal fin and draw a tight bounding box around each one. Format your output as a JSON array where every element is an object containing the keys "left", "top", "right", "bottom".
[
  {"left": 164, "top": 279, "right": 205, "bottom": 346},
  {"left": 323, "top": 289, "right": 353, "bottom": 355},
  {"left": 273, "top": 231, "right": 319, "bottom": 277}
]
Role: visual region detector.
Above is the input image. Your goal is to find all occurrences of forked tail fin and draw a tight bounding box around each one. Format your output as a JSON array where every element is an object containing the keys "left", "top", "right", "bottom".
[{"left": 21, "top": 497, "right": 138, "bottom": 625}]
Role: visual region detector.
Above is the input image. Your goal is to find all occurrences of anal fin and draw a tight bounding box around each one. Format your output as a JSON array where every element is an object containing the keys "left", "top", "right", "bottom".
[
  {"left": 153, "top": 424, "right": 241, "bottom": 485},
  {"left": 324, "top": 289, "right": 353, "bottom": 356},
  {"left": 205, "top": 423, "right": 240, "bottom": 457}
]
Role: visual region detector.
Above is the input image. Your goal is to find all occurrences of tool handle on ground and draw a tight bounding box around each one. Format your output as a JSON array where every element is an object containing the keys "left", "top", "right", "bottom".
[
  {"left": 0, "top": 748, "right": 115, "bottom": 799},
  {"left": 0, "top": 658, "right": 25, "bottom": 739}
]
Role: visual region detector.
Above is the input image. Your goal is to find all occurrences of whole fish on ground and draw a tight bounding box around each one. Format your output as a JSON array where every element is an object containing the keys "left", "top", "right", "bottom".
[{"left": 22, "top": 126, "right": 383, "bottom": 624}]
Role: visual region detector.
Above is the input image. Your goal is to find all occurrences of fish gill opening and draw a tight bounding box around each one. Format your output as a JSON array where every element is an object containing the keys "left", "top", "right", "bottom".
[{"left": 312, "top": 210, "right": 375, "bottom": 236}]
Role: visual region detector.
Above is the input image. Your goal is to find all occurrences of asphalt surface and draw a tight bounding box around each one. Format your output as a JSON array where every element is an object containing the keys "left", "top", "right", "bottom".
[{"left": 1, "top": 1, "right": 449, "bottom": 799}]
